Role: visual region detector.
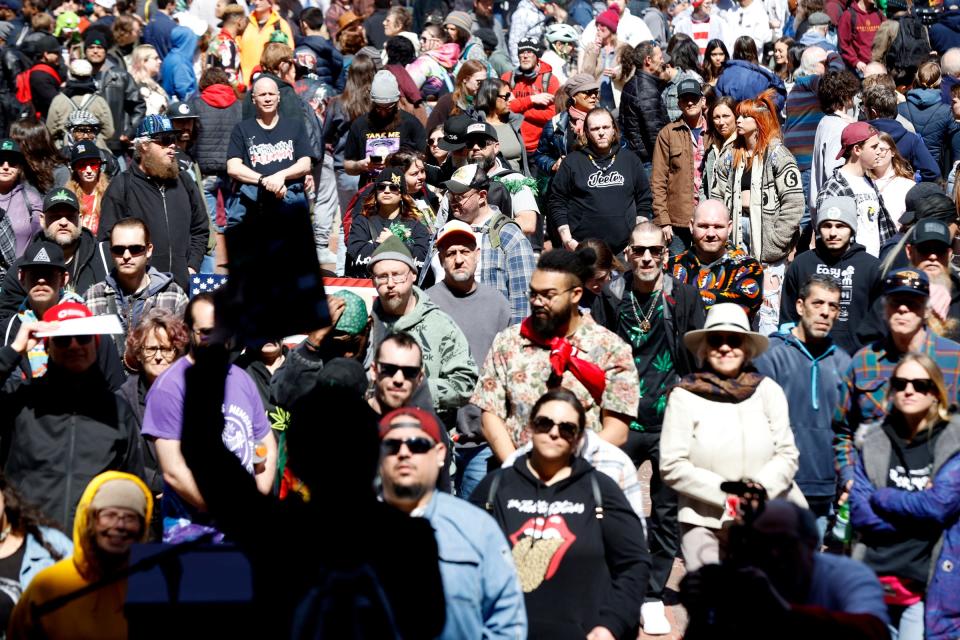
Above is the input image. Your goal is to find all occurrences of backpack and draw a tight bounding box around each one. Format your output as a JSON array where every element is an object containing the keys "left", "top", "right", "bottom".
[
  {"left": 60, "top": 94, "right": 100, "bottom": 149},
  {"left": 885, "top": 14, "right": 931, "bottom": 71},
  {"left": 14, "top": 63, "right": 61, "bottom": 119}
]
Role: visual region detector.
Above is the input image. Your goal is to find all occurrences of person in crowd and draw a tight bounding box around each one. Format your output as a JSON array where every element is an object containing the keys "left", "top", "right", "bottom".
[
  {"left": 241, "top": 43, "right": 304, "bottom": 123},
  {"left": 24, "top": 34, "right": 63, "bottom": 121},
  {"left": 378, "top": 406, "right": 527, "bottom": 638},
  {"left": 773, "top": 36, "right": 798, "bottom": 83},
  {"left": 507, "top": 0, "right": 549, "bottom": 65},
  {"left": 661, "top": 302, "right": 803, "bottom": 570},
  {"left": 716, "top": 36, "right": 787, "bottom": 113},
  {"left": 863, "top": 83, "right": 940, "bottom": 182},
  {"left": 0, "top": 301, "right": 144, "bottom": 529},
  {"left": 755, "top": 274, "right": 852, "bottom": 539},
  {"left": 817, "top": 121, "right": 895, "bottom": 258},
  {"left": 798, "top": 11, "right": 837, "bottom": 51},
  {"left": 541, "top": 22, "right": 579, "bottom": 84},
  {"left": 596, "top": 221, "right": 705, "bottom": 636},
  {"left": 838, "top": 0, "right": 885, "bottom": 74},
  {"left": 716, "top": 88, "right": 803, "bottom": 332},
  {"left": 46, "top": 59, "right": 114, "bottom": 152},
  {"left": 207, "top": 3, "right": 246, "bottom": 92},
  {"left": 502, "top": 37, "right": 560, "bottom": 154},
  {"left": 367, "top": 332, "right": 433, "bottom": 420},
  {"left": 159, "top": 25, "right": 197, "bottom": 103},
  {"left": 387, "top": 149, "right": 438, "bottom": 229},
  {"left": 366, "top": 237, "right": 477, "bottom": 416},
  {"left": 64, "top": 142, "right": 109, "bottom": 235},
  {"left": 239, "top": 0, "right": 294, "bottom": 86},
  {"left": 652, "top": 78, "right": 707, "bottom": 255},
  {"left": 534, "top": 73, "right": 599, "bottom": 176},
  {"left": 879, "top": 185, "right": 957, "bottom": 271},
  {"left": 129, "top": 44, "right": 169, "bottom": 116},
  {"left": 899, "top": 62, "right": 956, "bottom": 174},
  {"left": 0, "top": 139, "right": 41, "bottom": 280},
  {"left": 669, "top": 199, "right": 764, "bottom": 319},
  {"left": 323, "top": 53, "right": 374, "bottom": 216},
  {"left": 470, "top": 388, "right": 650, "bottom": 640},
  {"left": 579, "top": 5, "right": 620, "bottom": 111},
  {"left": 346, "top": 166, "right": 430, "bottom": 275},
  {"left": 619, "top": 41, "right": 668, "bottom": 168},
  {"left": 834, "top": 268, "right": 960, "bottom": 498},
  {"left": 660, "top": 36, "right": 702, "bottom": 123},
  {"left": 780, "top": 196, "right": 882, "bottom": 354},
  {"left": 10, "top": 120, "right": 70, "bottom": 196},
  {"left": 87, "top": 29, "right": 147, "bottom": 163},
  {"left": 700, "top": 39, "right": 729, "bottom": 87},
  {"left": 675, "top": 5, "right": 728, "bottom": 59},
  {"left": 701, "top": 95, "right": 737, "bottom": 200},
  {"left": 727, "top": 0, "right": 773, "bottom": 51},
  {"left": 83, "top": 217, "right": 187, "bottom": 362},
  {"left": 850, "top": 353, "right": 958, "bottom": 640},
  {"left": 476, "top": 78, "right": 528, "bottom": 176},
  {"left": 445, "top": 10, "right": 487, "bottom": 67},
  {"left": 810, "top": 69, "right": 861, "bottom": 215},
  {"left": 425, "top": 59, "right": 487, "bottom": 134},
  {"left": 9, "top": 472, "right": 152, "bottom": 638},
  {"left": 142, "top": 293, "right": 276, "bottom": 543},
  {"left": 550, "top": 107, "right": 653, "bottom": 255},
  {"left": 870, "top": 131, "right": 918, "bottom": 224},
  {"left": 335, "top": 11, "right": 368, "bottom": 57},
  {"left": 783, "top": 46, "right": 829, "bottom": 218},
  {"left": 406, "top": 23, "right": 459, "bottom": 100},
  {"left": 904, "top": 219, "right": 960, "bottom": 339},
  {"left": 142, "top": 0, "right": 176, "bottom": 57},
  {"left": 62, "top": 111, "right": 120, "bottom": 178},
  {"left": 472, "top": 248, "right": 639, "bottom": 460},
  {"left": 98, "top": 114, "right": 208, "bottom": 291},
  {"left": 110, "top": 15, "right": 143, "bottom": 71},
  {"left": 576, "top": 238, "right": 622, "bottom": 320}
]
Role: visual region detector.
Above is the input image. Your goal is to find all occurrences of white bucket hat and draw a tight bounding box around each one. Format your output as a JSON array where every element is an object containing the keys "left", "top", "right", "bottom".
[{"left": 683, "top": 303, "right": 769, "bottom": 357}]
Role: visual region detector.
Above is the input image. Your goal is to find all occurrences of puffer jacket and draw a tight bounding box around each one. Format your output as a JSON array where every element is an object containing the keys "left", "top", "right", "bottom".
[
  {"left": 533, "top": 111, "right": 578, "bottom": 175},
  {"left": 618, "top": 70, "right": 668, "bottom": 162},
  {"left": 503, "top": 60, "right": 560, "bottom": 152},
  {"left": 190, "top": 83, "right": 243, "bottom": 174},
  {"left": 161, "top": 26, "right": 198, "bottom": 102},
  {"left": 294, "top": 35, "right": 344, "bottom": 90},
  {"left": 898, "top": 87, "right": 957, "bottom": 172},
  {"left": 94, "top": 59, "right": 147, "bottom": 154},
  {"left": 715, "top": 59, "right": 787, "bottom": 113}
]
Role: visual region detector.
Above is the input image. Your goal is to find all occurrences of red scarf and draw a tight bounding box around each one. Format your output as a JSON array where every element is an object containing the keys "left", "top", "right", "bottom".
[
  {"left": 568, "top": 105, "right": 588, "bottom": 137},
  {"left": 519, "top": 318, "right": 606, "bottom": 403}
]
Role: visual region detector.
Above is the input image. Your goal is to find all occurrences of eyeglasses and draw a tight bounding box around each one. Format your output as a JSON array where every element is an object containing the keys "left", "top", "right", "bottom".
[
  {"left": 447, "top": 190, "right": 479, "bottom": 204},
  {"left": 381, "top": 436, "right": 435, "bottom": 455},
  {"left": 891, "top": 376, "right": 935, "bottom": 394},
  {"left": 377, "top": 362, "right": 421, "bottom": 380},
  {"left": 373, "top": 272, "right": 410, "bottom": 285},
  {"left": 530, "top": 415, "right": 580, "bottom": 440},
  {"left": 75, "top": 161, "right": 102, "bottom": 172},
  {"left": 51, "top": 334, "right": 94, "bottom": 348},
  {"left": 630, "top": 245, "right": 665, "bottom": 258},
  {"left": 706, "top": 333, "right": 744, "bottom": 349},
  {"left": 428, "top": 136, "right": 443, "bottom": 146},
  {"left": 528, "top": 286, "right": 575, "bottom": 304},
  {"left": 497, "top": 93, "right": 512, "bottom": 100},
  {"left": 97, "top": 509, "right": 140, "bottom": 526},
  {"left": 876, "top": 146, "right": 892, "bottom": 155},
  {"left": 142, "top": 345, "right": 176, "bottom": 359},
  {"left": 150, "top": 133, "right": 179, "bottom": 147},
  {"left": 376, "top": 183, "right": 402, "bottom": 194},
  {"left": 110, "top": 244, "right": 147, "bottom": 257}
]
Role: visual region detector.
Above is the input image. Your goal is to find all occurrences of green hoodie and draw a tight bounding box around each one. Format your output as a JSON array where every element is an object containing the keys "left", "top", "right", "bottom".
[{"left": 369, "top": 286, "right": 478, "bottom": 412}]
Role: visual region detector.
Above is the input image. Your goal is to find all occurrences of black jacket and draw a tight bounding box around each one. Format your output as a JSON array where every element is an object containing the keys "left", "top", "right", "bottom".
[
  {"left": 618, "top": 71, "right": 668, "bottom": 163},
  {"left": 0, "top": 229, "right": 111, "bottom": 321},
  {"left": 94, "top": 59, "right": 147, "bottom": 153},
  {"left": 471, "top": 454, "right": 650, "bottom": 640},
  {"left": 0, "top": 347, "right": 145, "bottom": 529},
  {"left": 118, "top": 373, "right": 163, "bottom": 496},
  {"left": 190, "top": 88, "right": 244, "bottom": 174},
  {"left": 98, "top": 163, "right": 210, "bottom": 290},
  {"left": 780, "top": 241, "right": 883, "bottom": 354},
  {"left": 27, "top": 62, "right": 62, "bottom": 121}
]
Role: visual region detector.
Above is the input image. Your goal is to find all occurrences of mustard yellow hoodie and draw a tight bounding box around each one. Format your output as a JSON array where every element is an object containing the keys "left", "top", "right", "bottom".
[{"left": 8, "top": 471, "right": 153, "bottom": 640}]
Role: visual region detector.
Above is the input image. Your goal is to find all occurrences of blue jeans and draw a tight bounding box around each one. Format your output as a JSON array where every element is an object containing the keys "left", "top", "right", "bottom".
[
  {"left": 202, "top": 173, "right": 235, "bottom": 233},
  {"left": 454, "top": 445, "right": 493, "bottom": 500},
  {"left": 888, "top": 601, "right": 924, "bottom": 640}
]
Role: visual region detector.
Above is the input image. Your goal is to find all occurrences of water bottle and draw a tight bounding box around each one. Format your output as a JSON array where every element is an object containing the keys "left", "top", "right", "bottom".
[{"left": 831, "top": 502, "right": 851, "bottom": 544}]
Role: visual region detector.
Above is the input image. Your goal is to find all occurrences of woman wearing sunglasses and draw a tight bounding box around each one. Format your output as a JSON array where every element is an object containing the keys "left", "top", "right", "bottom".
[
  {"left": 850, "top": 353, "right": 960, "bottom": 640},
  {"left": 64, "top": 142, "right": 109, "bottom": 235},
  {"left": 346, "top": 167, "right": 430, "bottom": 277},
  {"left": 660, "top": 302, "right": 803, "bottom": 571},
  {"left": 471, "top": 388, "right": 649, "bottom": 640},
  {"left": 533, "top": 74, "right": 601, "bottom": 177}
]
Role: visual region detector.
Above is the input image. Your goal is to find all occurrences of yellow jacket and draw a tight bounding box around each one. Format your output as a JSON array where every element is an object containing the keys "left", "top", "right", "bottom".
[
  {"left": 8, "top": 471, "right": 153, "bottom": 640},
  {"left": 239, "top": 10, "right": 294, "bottom": 86}
]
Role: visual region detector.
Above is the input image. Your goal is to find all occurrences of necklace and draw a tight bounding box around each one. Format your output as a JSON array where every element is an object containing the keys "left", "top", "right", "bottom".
[
  {"left": 630, "top": 289, "right": 661, "bottom": 334},
  {"left": 588, "top": 153, "right": 616, "bottom": 172}
]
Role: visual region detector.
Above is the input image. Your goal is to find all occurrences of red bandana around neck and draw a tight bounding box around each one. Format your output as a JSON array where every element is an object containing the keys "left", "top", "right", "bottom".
[{"left": 519, "top": 318, "right": 607, "bottom": 404}]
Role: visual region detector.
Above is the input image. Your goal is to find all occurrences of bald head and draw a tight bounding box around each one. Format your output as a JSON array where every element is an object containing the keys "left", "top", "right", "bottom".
[
  {"left": 690, "top": 199, "right": 732, "bottom": 262},
  {"left": 800, "top": 46, "right": 826, "bottom": 76},
  {"left": 693, "top": 199, "right": 730, "bottom": 224},
  {"left": 863, "top": 61, "right": 888, "bottom": 78},
  {"left": 943, "top": 48, "right": 960, "bottom": 77},
  {"left": 252, "top": 76, "right": 280, "bottom": 116}
]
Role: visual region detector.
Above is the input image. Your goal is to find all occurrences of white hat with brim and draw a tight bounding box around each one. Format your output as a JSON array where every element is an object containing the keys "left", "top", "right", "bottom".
[{"left": 682, "top": 302, "right": 769, "bottom": 357}]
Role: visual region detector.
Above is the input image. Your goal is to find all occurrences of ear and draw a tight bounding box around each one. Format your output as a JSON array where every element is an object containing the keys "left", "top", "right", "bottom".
[
  {"left": 570, "top": 285, "right": 583, "bottom": 305},
  {"left": 905, "top": 244, "right": 916, "bottom": 263},
  {"left": 146, "top": 243, "right": 154, "bottom": 259},
  {"left": 435, "top": 441, "right": 447, "bottom": 465},
  {"left": 795, "top": 296, "right": 805, "bottom": 318}
]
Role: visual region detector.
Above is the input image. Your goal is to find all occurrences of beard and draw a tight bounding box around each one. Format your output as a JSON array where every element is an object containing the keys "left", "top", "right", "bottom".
[
  {"left": 380, "top": 292, "right": 409, "bottom": 316},
  {"left": 390, "top": 481, "right": 427, "bottom": 502},
  {"left": 45, "top": 225, "right": 82, "bottom": 246},
  {"left": 530, "top": 303, "right": 571, "bottom": 337},
  {"left": 142, "top": 151, "right": 179, "bottom": 180}
]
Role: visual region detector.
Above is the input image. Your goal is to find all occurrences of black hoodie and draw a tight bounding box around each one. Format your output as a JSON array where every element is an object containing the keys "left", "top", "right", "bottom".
[
  {"left": 780, "top": 241, "right": 883, "bottom": 354},
  {"left": 470, "top": 454, "right": 649, "bottom": 639}
]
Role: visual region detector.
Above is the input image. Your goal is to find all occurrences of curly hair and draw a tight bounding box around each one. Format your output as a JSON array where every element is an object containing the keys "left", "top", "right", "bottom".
[
  {"left": 360, "top": 189, "right": 421, "bottom": 221},
  {"left": 0, "top": 474, "right": 68, "bottom": 563},
  {"left": 123, "top": 308, "right": 190, "bottom": 372},
  {"left": 9, "top": 118, "right": 62, "bottom": 193}
]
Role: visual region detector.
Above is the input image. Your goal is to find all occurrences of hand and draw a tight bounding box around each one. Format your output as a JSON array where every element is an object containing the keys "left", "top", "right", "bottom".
[
  {"left": 119, "top": 134, "right": 131, "bottom": 144},
  {"left": 661, "top": 224, "right": 674, "bottom": 244},
  {"left": 564, "top": 237, "right": 579, "bottom": 250},
  {"left": 305, "top": 295, "right": 348, "bottom": 347},
  {"left": 929, "top": 282, "right": 950, "bottom": 319},
  {"left": 856, "top": 61, "right": 867, "bottom": 73},
  {"left": 262, "top": 172, "right": 286, "bottom": 194},
  {"left": 276, "top": 184, "right": 288, "bottom": 200},
  {"left": 837, "top": 479, "right": 853, "bottom": 506},
  {"left": 601, "top": 66, "right": 617, "bottom": 77},
  {"left": 551, "top": 156, "right": 564, "bottom": 172},
  {"left": 376, "top": 229, "right": 394, "bottom": 244},
  {"left": 586, "top": 626, "right": 616, "bottom": 640},
  {"left": 529, "top": 93, "right": 555, "bottom": 106},
  {"left": 188, "top": 267, "right": 197, "bottom": 275},
  {"left": 304, "top": 173, "right": 315, "bottom": 194},
  {"left": 11, "top": 321, "right": 58, "bottom": 356},
  {"left": 367, "top": 156, "right": 386, "bottom": 171}
]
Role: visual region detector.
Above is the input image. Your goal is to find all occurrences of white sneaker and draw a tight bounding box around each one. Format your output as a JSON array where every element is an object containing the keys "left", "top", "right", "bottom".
[{"left": 641, "top": 600, "right": 671, "bottom": 636}]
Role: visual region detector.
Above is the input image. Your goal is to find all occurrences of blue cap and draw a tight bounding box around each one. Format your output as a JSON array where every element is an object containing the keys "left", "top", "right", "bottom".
[
  {"left": 883, "top": 268, "right": 930, "bottom": 298},
  {"left": 0, "top": 0, "right": 23, "bottom": 12},
  {"left": 136, "top": 114, "right": 175, "bottom": 139}
]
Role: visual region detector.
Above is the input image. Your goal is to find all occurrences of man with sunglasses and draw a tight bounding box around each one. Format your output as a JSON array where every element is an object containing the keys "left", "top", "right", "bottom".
[
  {"left": 833, "top": 268, "right": 960, "bottom": 503},
  {"left": 83, "top": 218, "right": 188, "bottom": 362},
  {"left": 0, "top": 300, "right": 144, "bottom": 529},
  {"left": 378, "top": 406, "right": 527, "bottom": 639}
]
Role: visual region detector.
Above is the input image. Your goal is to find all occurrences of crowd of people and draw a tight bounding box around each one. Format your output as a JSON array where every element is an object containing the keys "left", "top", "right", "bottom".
[{"left": 0, "top": 0, "right": 958, "bottom": 637}]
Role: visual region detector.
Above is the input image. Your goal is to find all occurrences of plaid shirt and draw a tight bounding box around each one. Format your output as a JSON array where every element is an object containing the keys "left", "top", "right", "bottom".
[
  {"left": 476, "top": 208, "right": 536, "bottom": 326},
  {"left": 816, "top": 169, "right": 897, "bottom": 247},
  {"left": 832, "top": 329, "right": 960, "bottom": 484},
  {"left": 668, "top": 244, "right": 763, "bottom": 319}
]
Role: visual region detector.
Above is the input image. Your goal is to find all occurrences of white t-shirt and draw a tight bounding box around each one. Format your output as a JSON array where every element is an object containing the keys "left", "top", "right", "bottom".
[{"left": 844, "top": 171, "right": 883, "bottom": 257}]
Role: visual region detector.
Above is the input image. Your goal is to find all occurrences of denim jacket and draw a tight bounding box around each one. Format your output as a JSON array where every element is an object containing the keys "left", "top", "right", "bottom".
[
  {"left": 21, "top": 527, "right": 73, "bottom": 589},
  {"left": 418, "top": 492, "right": 527, "bottom": 639}
]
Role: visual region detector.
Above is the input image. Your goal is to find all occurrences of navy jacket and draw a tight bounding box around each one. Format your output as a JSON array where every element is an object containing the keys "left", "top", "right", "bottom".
[
  {"left": 715, "top": 59, "right": 787, "bottom": 113},
  {"left": 754, "top": 330, "right": 852, "bottom": 497},
  {"left": 295, "top": 35, "right": 344, "bottom": 91},
  {"left": 930, "top": 10, "right": 960, "bottom": 56},
  {"left": 898, "top": 87, "right": 958, "bottom": 171},
  {"left": 869, "top": 117, "right": 941, "bottom": 181}
]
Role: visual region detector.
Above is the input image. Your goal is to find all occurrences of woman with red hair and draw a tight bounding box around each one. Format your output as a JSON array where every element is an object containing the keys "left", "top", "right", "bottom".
[{"left": 715, "top": 89, "right": 804, "bottom": 333}]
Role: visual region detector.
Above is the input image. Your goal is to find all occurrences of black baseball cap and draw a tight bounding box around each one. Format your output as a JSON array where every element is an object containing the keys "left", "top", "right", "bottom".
[
  {"left": 439, "top": 115, "right": 474, "bottom": 152},
  {"left": 677, "top": 78, "right": 703, "bottom": 99},
  {"left": 883, "top": 268, "right": 930, "bottom": 298},
  {"left": 70, "top": 141, "right": 101, "bottom": 165},
  {"left": 463, "top": 121, "right": 498, "bottom": 143},
  {"left": 43, "top": 187, "right": 79, "bottom": 212},
  {"left": 910, "top": 219, "right": 952, "bottom": 248},
  {"left": 0, "top": 138, "right": 21, "bottom": 161},
  {"left": 19, "top": 241, "right": 66, "bottom": 271},
  {"left": 167, "top": 101, "right": 198, "bottom": 120}
]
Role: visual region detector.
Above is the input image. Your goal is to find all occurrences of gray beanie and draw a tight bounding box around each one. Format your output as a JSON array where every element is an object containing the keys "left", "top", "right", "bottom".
[
  {"left": 371, "top": 70, "right": 401, "bottom": 104},
  {"left": 369, "top": 235, "right": 417, "bottom": 273},
  {"left": 817, "top": 196, "right": 857, "bottom": 233}
]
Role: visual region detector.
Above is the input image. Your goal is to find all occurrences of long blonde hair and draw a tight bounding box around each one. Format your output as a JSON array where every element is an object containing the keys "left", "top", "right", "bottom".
[
  {"left": 130, "top": 44, "right": 162, "bottom": 90},
  {"left": 890, "top": 352, "right": 952, "bottom": 428}
]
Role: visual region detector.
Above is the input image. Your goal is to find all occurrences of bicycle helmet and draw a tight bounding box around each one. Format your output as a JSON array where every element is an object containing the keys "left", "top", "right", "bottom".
[
  {"left": 545, "top": 23, "right": 579, "bottom": 44},
  {"left": 66, "top": 110, "right": 103, "bottom": 131}
]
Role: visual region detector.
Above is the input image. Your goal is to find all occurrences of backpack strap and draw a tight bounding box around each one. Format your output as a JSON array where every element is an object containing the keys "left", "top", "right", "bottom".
[
  {"left": 589, "top": 472, "right": 604, "bottom": 520},
  {"left": 541, "top": 70, "right": 552, "bottom": 94},
  {"left": 484, "top": 468, "right": 504, "bottom": 513},
  {"left": 486, "top": 211, "right": 521, "bottom": 252}
]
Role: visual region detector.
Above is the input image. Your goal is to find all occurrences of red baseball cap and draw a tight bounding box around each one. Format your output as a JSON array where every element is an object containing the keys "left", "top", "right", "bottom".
[
  {"left": 42, "top": 301, "right": 93, "bottom": 323},
  {"left": 836, "top": 122, "right": 879, "bottom": 160},
  {"left": 378, "top": 407, "right": 443, "bottom": 443}
]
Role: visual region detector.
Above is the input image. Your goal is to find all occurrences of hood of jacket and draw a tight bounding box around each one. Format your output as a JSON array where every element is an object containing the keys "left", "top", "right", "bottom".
[
  {"left": 72, "top": 471, "right": 152, "bottom": 581},
  {"left": 63, "top": 77, "right": 99, "bottom": 98},
  {"left": 427, "top": 42, "right": 461, "bottom": 69},
  {"left": 813, "top": 239, "right": 870, "bottom": 264},
  {"left": 906, "top": 87, "right": 942, "bottom": 108},
  {"left": 169, "top": 25, "right": 197, "bottom": 57},
  {"left": 512, "top": 451, "right": 595, "bottom": 488},
  {"left": 200, "top": 83, "right": 237, "bottom": 107},
  {"left": 868, "top": 117, "right": 908, "bottom": 143},
  {"left": 105, "top": 266, "right": 175, "bottom": 299}
]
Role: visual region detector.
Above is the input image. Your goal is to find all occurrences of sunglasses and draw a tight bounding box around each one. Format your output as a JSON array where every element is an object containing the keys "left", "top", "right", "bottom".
[
  {"left": 110, "top": 244, "right": 147, "bottom": 257},
  {"left": 428, "top": 137, "right": 443, "bottom": 146},
  {"left": 150, "top": 133, "right": 179, "bottom": 147},
  {"left": 376, "top": 183, "right": 402, "bottom": 194},
  {"left": 51, "top": 334, "right": 94, "bottom": 348},
  {"left": 579, "top": 89, "right": 600, "bottom": 97},
  {"left": 497, "top": 93, "right": 511, "bottom": 100},
  {"left": 530, "top": 415, "right": 580, "bottom": 440},
  {"left": 378, "top": 362, "right": 421, "bottom": 380},
  {"left": 381, "top": 436, "right": 435, "bottom": 455},
  {"left": 75, "top": 161, "right": 102, "bottom": 172},
  {"left": 891, "top": 377, "right": 935, "bottom": 394},
  {"left": 706, "top": 333, "right": 744, "bottom": 349},
  {"left": 630, "top": 245, "right": 665, "bottom": 258}
]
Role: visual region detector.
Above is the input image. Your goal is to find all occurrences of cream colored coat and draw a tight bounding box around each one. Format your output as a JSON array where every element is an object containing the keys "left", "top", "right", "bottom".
[{"left": 660, "top": 376, "right": 806, "bottom": 530}]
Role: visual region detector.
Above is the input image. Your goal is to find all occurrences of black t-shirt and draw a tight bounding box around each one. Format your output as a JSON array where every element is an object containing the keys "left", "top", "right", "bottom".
[
  {"left": 616, "top": 288, "right": 673, "bottom": 431},
  {"left": 344, "top": 111, "right": 426, "bottom": 185},
  {"left": 227, "top": 116, "right": 313, "bottom": 183},
  {"left": 0, "top": 539, "right": 26, "bottom": 628}
]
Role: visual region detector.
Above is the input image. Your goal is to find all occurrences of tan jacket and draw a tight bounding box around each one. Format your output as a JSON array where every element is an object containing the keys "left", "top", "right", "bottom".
[
  {"left": 650, "top": 118, "right": 697, "bottom": 228},
  {"left": 660, "top": 376, "right": 806, "bottom": 529}
]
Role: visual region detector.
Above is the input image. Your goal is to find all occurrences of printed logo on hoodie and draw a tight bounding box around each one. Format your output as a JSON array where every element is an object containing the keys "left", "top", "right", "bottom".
[{"left": 816, "top": 263, "right": 856, "bottom": 322}]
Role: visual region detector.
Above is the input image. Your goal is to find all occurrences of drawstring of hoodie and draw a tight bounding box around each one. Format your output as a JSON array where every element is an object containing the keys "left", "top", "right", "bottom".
[{"left": 789, "top": 333, "right": 836, "bottom": 411}]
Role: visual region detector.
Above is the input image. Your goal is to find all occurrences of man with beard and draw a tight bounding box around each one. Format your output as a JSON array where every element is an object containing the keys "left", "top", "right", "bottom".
[
  {"left": 756, "top": 275, "right": 852, "bottom": 540},
  {"left": 780, "top": 196, "right": 882, "bottom": 355},
  {"left": 503, "top": 38, "right": 560, "bottom": 154},
  {"left": 596, "top": 221, "right": 704, "bottom": 636},
  {"left": 98, "top": 114, "right": 209, "bottom": 290},
  {"left": 549, "top": 108, "right": 653, "bottom": 255},
  {"left": 343, "top": 70, "right": 426, "bottom": 188},
  {"left": 905, "top": 220, "right": 960, "bottom": 340},
  {"left": 142, "top": 292, "right": 277, "bottom": 543},
  {"left": 378, "top": 406, "right": 527, "bottom": 639},
  {"left": 86, "top": 27, "right": 146, "bottom": 163},
  {"left": 472, "top": 248, "right": 640, "bottom": 462}
]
